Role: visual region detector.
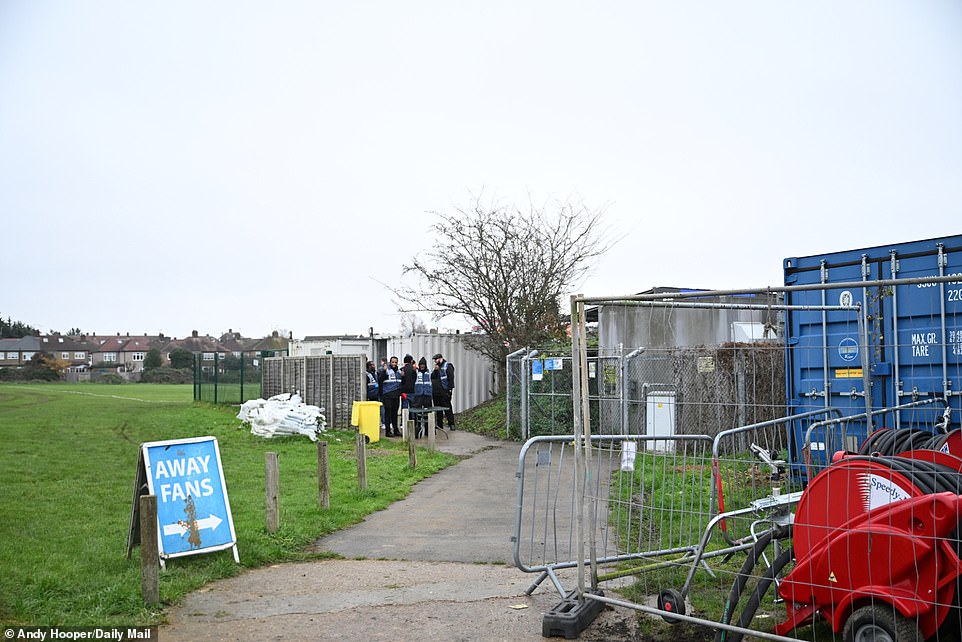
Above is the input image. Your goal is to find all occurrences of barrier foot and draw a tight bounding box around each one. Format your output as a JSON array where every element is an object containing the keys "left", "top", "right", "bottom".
[{"left": 542, "top": 589, "right": 605, "bottom": 639}]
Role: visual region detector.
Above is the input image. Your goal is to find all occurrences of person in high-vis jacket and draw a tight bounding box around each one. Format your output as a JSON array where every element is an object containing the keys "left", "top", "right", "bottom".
[
  {"left": 365, "top": 361, "right": 379, "bottom": 401},
  {"left": 379, "top": 356, "right": 402, "bottom": 437},
  {"left": 431, "top": 353, "right": 456, "bottom": 431},
  {"left": 412, "top": 356, "right": 433, "bottom": 437}
]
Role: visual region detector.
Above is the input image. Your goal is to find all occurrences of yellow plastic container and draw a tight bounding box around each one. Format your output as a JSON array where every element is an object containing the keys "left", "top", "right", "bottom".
[{"left": 351, "top": 400, "right": 382, "bottom": 443}]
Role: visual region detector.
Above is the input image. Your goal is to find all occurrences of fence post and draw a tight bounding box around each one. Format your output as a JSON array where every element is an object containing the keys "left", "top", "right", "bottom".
[
  {"left": 265, "top": 452, "right": 279, "bottom": 532},
  {"left": 356, "top": 433, "right": 367, "bottom": 490},
  {"left": 139, "top": 494, "right": 159, "bottom": 606},
  {"left": 317, "top": 441, "right": 330, "bottom": 509},
  {"left": 408, "top": 427, "right": 417, "bottom": 469},
  {"left": 427, "top": 411, "right": 436, "bottom": 451}
]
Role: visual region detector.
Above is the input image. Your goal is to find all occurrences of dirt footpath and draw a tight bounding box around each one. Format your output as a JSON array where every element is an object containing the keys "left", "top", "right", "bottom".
[
  {"left": 160, "top": 432, "right": 643, "bottom": 641},
  {"left": 160, "top": 559, "right": 640, "bottom": 641}
]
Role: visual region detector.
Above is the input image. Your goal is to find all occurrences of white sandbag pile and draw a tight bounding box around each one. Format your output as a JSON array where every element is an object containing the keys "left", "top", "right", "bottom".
[{"left": 237, "top": 392, "right": 327, "bottom": 441}]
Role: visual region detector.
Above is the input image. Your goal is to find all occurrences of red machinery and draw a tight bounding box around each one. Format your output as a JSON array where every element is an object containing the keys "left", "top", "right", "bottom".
[{"left": 776, "top": 453, "right": 962, "bottom": 641}]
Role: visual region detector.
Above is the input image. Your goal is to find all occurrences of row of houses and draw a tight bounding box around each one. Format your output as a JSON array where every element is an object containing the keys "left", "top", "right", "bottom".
[{"left": 0, "top": 329, "right": 291, "bottom": 374}]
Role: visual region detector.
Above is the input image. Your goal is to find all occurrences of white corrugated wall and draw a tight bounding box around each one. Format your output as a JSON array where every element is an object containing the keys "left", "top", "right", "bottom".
[{"left": 387, "top": 333, "right": 497, "bottom": 413}]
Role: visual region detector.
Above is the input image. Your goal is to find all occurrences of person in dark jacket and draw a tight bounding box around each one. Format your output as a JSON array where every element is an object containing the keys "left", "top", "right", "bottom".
[
  {"left": 412, "top": 356, "right": 433, "bottom": 437},
  {"left": 400, "top": 354, "right": 416, "bottom": 412},
  {"left": 378, "top": 356, "right": 402, "bottom": 437},
  {"left": 431, "top": 353, "right": 456, "bottom": 430},
  {"left": 365, "top": 361, "right": 379, "bottom": 401}
]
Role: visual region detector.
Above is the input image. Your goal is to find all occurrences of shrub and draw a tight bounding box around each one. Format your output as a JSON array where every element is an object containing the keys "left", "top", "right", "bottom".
[{"left": 140, "top": 367, "right": 192, "bottom": 384}]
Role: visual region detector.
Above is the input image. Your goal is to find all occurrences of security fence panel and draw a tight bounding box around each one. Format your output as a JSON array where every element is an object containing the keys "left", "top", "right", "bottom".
[
  {"left": 506, "top": 348, "right": 527, "bottom": 440},
  {"left": 193, "top": 353, "right": 262, "bottom": 405}
]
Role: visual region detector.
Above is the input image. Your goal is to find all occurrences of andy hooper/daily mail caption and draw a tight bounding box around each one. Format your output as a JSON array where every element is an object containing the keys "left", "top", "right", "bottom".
[{"left": 4, "top": 628, "right": 155, "bottom": 640}]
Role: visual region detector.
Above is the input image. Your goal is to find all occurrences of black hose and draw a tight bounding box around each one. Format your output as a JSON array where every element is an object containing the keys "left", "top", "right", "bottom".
[
  {"left": 715, "top": 525, "right": 791, "bottom": 642},
  {"left": 723, "top": 546, "right": 795, "bottom": 642}
]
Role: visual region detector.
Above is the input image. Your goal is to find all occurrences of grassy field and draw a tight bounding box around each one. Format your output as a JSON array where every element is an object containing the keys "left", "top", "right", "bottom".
[{"left": 0, "top": 383, "right": 458, "bottom": 627}]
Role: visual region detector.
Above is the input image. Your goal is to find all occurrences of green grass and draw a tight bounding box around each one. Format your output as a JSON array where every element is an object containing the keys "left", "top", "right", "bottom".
[
  {"left": 0, "top": 382, "right": 458, "bottom": 627},
  {"left": 457, "top": 394, "right": 509, "bottom": 439},
  {"left": 605, "top": 447, "right": 806, "bottom": 638}
]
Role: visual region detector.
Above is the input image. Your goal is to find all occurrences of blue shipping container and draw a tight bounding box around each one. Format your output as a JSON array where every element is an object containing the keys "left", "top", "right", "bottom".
[{"left": 783, "top": 234, "right": 962, "bottom": 473}]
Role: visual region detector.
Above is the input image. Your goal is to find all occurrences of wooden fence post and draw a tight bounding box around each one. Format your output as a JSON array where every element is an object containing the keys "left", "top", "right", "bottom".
[
  {"left": 356, "top": 433, "right": 367, "bottom": 491},
  {"left": 427, "top": 411, "right": 436, "bottom": 451},
  {"left": 139, "top": 494, "right": 159, "bottom": 606},
  {"left": 408, "top": 426, "right": 417, "bottom": 469},
  {"left": 317, "top": 441, "right": 330, "bottom": 509},
  {"left": 265, "top": 452, "right": 279, "bottom": 532}
]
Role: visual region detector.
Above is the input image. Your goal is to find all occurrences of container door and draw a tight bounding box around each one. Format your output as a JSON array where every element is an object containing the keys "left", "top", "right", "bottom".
[
  {"left": 883, "top": 242, "right": 962, "bottom": 431},
  {"left": 784, "top": 259, "right": 872, "bottom": 471}
]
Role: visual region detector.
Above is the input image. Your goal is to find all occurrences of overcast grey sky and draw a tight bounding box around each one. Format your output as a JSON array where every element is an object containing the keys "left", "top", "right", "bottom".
[{"left": 2, "top": 1, "right": 960, "bottom": 340}]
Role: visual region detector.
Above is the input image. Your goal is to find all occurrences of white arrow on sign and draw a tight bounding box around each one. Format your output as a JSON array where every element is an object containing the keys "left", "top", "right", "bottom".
[{"left": 163, "top": 513, "right": 223, "bottom": 537}]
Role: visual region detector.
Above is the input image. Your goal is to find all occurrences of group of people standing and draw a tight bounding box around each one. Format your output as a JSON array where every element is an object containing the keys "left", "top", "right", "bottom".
[{"left": 365, "top": 352, "right": 456, "bottom": 437}]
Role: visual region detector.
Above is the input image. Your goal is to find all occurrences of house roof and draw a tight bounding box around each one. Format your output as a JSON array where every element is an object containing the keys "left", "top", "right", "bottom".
[
  {"left": 165, "top": 334, "right": 228, "bottom": 353},
  {"left": 247, "top": 334, "right": 290, "bottom": 352},
  {"left": 0, "top": 336, "right": 41, "bottom": 351}
]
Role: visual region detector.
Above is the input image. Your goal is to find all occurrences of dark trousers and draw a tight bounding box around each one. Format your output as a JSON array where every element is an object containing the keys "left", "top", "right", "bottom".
[
  {"left": 383, "top": 395, "right": 400, "bottom": 434},
  {"left": 432, "top": 391, "right": 455, "bottom": 429}
]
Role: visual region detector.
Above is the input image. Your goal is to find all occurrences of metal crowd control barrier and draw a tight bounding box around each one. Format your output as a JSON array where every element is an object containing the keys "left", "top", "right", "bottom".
[
  {"left": 514, "top": 434, "right": 714, "bottom": 600},
  {"left": 514, "top": 421, "right": 831, "bottom": 641}
]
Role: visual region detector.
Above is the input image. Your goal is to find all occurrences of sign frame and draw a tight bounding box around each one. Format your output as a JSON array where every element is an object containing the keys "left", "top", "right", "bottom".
[{"left": 129, "top": 436, "right": 239, "bottom": 567}]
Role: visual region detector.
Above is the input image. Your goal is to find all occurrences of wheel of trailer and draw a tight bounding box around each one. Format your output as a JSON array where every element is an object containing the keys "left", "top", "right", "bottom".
[
  {"left": 843, "top": 605, "right": 923, "bottom": 642},
  {"left": 657, "top": 588, "right": 686, "bottom": 623}
]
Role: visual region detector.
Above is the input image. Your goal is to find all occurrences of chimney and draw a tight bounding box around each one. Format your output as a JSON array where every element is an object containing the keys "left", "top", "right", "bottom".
[{"left": 192, "top": 330, "right": 199, "bottom": 338}]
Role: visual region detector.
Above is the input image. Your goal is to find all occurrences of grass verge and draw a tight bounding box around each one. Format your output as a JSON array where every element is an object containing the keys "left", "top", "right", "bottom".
[{"left": 0, "top": 383, "right": 458, "bottom": 627}]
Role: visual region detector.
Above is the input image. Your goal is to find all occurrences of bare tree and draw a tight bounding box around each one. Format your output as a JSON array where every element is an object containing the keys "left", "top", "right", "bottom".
[
  {"left": 396, "top": 193, "right": 613, "bottom": 378},
  {"left": 398, "top": 312, "right": 429, "bottom": 336}
]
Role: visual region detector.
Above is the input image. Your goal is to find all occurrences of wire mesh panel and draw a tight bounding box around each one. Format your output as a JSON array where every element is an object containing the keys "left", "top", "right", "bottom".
[
  {"left": 515, "top": 429, "right": 804, "bottom": 642},
  {"left": 506, "top": 349, "right": 526, "bottom": 440},
  {"left": 514, "top": 435, "right": 715, "bottom": 592},
  {"left": 193, "top": 353, "right": 262, "bottom": 405}
]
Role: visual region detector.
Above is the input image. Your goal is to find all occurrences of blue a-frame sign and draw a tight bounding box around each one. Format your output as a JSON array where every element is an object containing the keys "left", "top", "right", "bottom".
[{"left": 138, "top": 436, "right": 239, "bottom": 565}]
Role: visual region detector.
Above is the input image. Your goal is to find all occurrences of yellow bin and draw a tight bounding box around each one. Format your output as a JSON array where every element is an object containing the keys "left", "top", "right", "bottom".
[{"left": 351, "top": 400, "right": 382, "bottom": 443}]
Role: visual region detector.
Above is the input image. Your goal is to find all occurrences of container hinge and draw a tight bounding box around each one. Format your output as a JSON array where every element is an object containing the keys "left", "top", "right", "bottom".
[
  {"left": 861, "top": 255, "right": 870, "bottom": 279},
  {"left": 939, "top": 243, "right": 948, "bottom": 267}
]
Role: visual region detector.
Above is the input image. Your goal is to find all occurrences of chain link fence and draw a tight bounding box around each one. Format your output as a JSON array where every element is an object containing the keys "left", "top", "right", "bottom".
[
  {"left": 507, "top": 342, "right": 785, "bottom": 448},
  {"left": 193, "top": 353, "right": 262, "bottom": 405}
]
